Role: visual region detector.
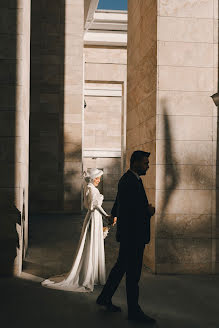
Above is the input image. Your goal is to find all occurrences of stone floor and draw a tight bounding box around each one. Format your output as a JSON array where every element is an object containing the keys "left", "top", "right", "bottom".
[{"left": 1, "top": 214, "right": 219, "bottom": 328}]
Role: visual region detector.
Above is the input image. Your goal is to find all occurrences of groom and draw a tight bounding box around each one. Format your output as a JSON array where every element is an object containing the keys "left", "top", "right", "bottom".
[{"left": 96, "top": 151, "right": 156, "bottom": 324}]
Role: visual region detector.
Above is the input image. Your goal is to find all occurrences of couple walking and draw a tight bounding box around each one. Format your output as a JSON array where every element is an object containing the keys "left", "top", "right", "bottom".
[{"left": 42, "top": 150, "right": 156, "bottom": 324}]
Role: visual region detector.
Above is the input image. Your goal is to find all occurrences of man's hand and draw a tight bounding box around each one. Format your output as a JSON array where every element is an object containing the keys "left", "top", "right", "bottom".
[
  {"left": 147, "top": 204, "right": 155, "bottom": 217},
  {"left": 107, "top": 215, "right": 117, "bottom": 226},
  {"left": 112, "top": 217, "right": 117, "bottom": 226}
]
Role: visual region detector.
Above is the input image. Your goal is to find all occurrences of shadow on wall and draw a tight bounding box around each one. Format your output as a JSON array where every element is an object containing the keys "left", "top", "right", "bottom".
[
  {"left": 158, "top": 97, "right": 217, "bottom": 272},
  {"left": 64, "top": 144, "right": 82, "bottom": 212},
  {"left": 29, "top": 0, "right": 66, "bottom": 213},
  {"left": 0, "top": 202, "right": 21, "bottom": 276},
  {"left": 160, "top": 99, "right": 179, "bottom": 216},
  {"left": 0, "top": 0, "right": 23, "bottom": 276}
]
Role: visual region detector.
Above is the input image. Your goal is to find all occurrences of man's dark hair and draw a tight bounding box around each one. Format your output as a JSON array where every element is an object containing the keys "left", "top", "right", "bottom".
[{"left": 130, "top": 150, "right": 150, "bottom": 168}]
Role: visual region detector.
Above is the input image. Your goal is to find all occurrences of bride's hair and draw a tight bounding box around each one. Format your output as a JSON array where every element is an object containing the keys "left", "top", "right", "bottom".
[{"left": 82, "top": 171, "right": 93, "bottom": 184}]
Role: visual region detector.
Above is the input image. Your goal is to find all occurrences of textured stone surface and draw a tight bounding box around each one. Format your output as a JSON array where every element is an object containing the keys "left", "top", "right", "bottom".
[
  {"left": 84, "top": 44, "right": 127, "bottom": 199},
  {"left": 155, "top": 0, "right": 217, "bottom": 274},
  {"left": 0, "top": 0, "right": 31, "bottom": 275},
  {"left": 29, "top": 0, "right": 83, "bottom": 213},
  {"left": 127, "top": 0, "right": 157, "bottom": 270}
]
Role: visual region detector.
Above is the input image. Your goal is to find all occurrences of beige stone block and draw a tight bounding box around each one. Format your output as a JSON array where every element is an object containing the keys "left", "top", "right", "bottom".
[
  {"left": 64, "top": 143, "right": 82, "bottom": 162},
  {"left": 212, "top": 141, "right": 218, "bottom": 165},
  {"left": 64, "top": 85, "right": 83, "bottom": 96},
  {"left": 64, "top": 95, "right": 82, "bottom": 114},
  {"left": 156, "top": 164, "right": 213, "bottom": 190},
  {"left": 64, "top": 114, "right": 82, "bottom": 124},
  {"left": 157, "top": 115, "right": 212, "bottom": 141},
  {"left": 158, "top": 16, "right": 213, "bottom": 43},
  {"left": 157, "top": 238, "right": 212, "bottom": 264},
  {"left": 84, "top": 136, "right": 96, "bottom": 148},
  {"left": 156, "top": 263, "right": 212, "bottom": 274},
  {"left": 139, "top": 116, "right": 156, "bottom": 144},
  {"left": 159, "top": 0, "right": 214, "bottom": 18},
  {"left": 64, "top": 127, "right": 82, "bottom": 143},
  {"left": 214, "top": 0, "right": 218, "bottom": 18},
  {"left": 84, "top": 47, "right": 127, "bottom": 65},
  {"left": 156, "top": 189, "right": 212, "bottom": 214},
  {"left": 95, "top": 136, "right": 121, "bottom": 148},
  {"left": 158, "top": 41, "right": 214, "bottom": 67},
  {"left": 143, "top": 164, "right": 156, "bottom": 189},
  {"left": 85, "top": 63, "right": 126, "bottom": 82},
  {"left": 65, "top": 162, "right": 82, "bottom": 175},
  {"left": 212, "top": 215, "right": 219, "bottom": 238},
  {"left": 213, "top": 116, "right": 218, "bottom": 141},
  {"left": 158, "top": 91, "right": 214, "bottom": 117},
  {"left": 84, "top": 126, "right": 95, "bottom": 137},
  {"left": 213, "top": 67, "right": 218, "bottom": 93},
  {"left": 212, "top": 166, "right": 219, "bottom": 189},
  {"left": 127, "top": 108, "right": 140, "bottom": 131},
  {"left": 128, "top": 46, "right": 157, "bottom": 108},
  {"left": 65, "top": 3, "right": 83, "bottom": 25},
  {"left": 65, "top": 37, "right": 83, "bottom": 57},
  {"left": 211, "top": 190, "right": 219, "bottom": 214},
  {"left": 126, "top": 127, "right": 140, "bottom": 149},
  {"left": 213, "top": 19, "right": 219, "bottom": 43},
  {"left": 213, "top": 43, "right": 218, "bottom": 68},
  {"left": 157, "top": 139, "right": 213, "bottom": 165},
  {"left": 159, "top": 66, "right": 214, "bottom": 92},
  {"left": 64, "top": 70, "right": 83, "bottom": 85},
  {"left": 137, "top": 92, "right": 156, "bottom": 125},
  {"left": 157, "top": 213, "right": 212, "bottom": 238},
  {"left": 145, "top": 187, "right": 156, "bottom": 206}
]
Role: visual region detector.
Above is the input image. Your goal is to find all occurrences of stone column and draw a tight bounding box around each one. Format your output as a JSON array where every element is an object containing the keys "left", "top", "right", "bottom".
[
  {"left": 63, "top": 0, "right": 84, "bottom": 212},
  {"left": 127, "top": 0, "right": 217, "bottom": 273},
  {"left": 0, "top": 0, "right": 31, "bottom": 275},
  {"left": 29, "top": 0, "right": 84, "bottom": 213},
  {"left": 127, "top": 0, "right": 157, "bottom": 271}
]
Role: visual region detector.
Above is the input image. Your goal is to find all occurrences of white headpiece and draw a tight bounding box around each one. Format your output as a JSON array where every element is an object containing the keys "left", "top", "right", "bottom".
[{"left": 83, "top": 168, "right": 103, "bottom": 183}]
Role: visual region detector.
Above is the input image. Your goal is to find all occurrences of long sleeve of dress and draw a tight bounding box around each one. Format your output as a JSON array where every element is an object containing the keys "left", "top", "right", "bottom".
[
  {"left": 96, "top": 205, "right": 108, "bottom": 217},
  {"left": 86, "top": 186, "right": 108, "bottom": 217}
]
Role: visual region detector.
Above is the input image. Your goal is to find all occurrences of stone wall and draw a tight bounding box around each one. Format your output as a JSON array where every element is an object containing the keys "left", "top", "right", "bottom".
[
  {"left": 127, "top": 0, "right": 218, "bottom": 273},
  {"left": 127, "top": 0, "right": 157, "bottom": 271},
  {"left": 0, "top": 0, "right": 31, "bottom": 275},
  {"left": 156, "top": 0, "right": 217, "bottom": 274},
  {"left": 29, "top": 0, "right": 84, "bottom": 213},
  {"left": 84, "top": 46, "right": 127, "bottom": 208}
]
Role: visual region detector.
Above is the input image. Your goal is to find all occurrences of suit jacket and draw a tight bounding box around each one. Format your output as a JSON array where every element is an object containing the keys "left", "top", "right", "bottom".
[{"left": 111, "top": 170, "right": 152, "bottom": 245}]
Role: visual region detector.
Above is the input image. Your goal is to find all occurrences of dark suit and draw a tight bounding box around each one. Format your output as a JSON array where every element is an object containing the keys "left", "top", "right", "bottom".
[{"left": 100, "top": 170, "right": 152, "bottom": 313}]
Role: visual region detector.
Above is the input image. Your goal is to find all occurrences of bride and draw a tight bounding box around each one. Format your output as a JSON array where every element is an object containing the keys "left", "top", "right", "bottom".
[{"left": 41, "top": 168, "right": 115, "bottom": 292}]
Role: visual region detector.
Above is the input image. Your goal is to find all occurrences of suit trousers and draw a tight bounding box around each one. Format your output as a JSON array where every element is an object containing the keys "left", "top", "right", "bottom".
[{"left": 100, "top": 240, "right": 145, "bottom": 313}]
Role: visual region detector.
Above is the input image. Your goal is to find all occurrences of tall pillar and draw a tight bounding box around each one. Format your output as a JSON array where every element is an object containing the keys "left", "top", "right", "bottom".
[
  {"left": 29, "top": 0, "right": 84, "bottom": 213},
  {"left": 63, "top": 0, "right": 84, "bottom": 212},
  {"left": 0, "top": 0, "right": 31, "bottom": 275},
  {"left": 127, "top": 0, "right": 157, "bottom": 271},
  {"left": 127, "top": 0, "right": 217, "bottom": 273}
]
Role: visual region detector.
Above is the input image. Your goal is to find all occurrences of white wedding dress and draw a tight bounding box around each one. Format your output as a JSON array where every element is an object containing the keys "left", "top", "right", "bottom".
[{"left": 41, "top": 182, "right": 108, "bottom": 292}]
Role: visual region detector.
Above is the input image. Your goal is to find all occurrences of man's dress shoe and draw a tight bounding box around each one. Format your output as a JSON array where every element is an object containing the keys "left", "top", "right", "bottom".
[{"left": 96, "top": 295, "right": 121, "bottom": 312}]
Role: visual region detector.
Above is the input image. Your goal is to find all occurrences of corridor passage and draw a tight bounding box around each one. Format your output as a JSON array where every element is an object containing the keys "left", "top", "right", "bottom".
[{"left": 1, "top": 214, "right": 219, "bottom": 328}]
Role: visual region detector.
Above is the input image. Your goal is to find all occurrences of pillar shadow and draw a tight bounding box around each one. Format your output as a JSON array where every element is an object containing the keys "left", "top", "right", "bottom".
[
  {"left": 160, "top": 100, "right": 179, "bottom": 215},
  {"left": 29, "top": 0, "right": 66, "bottom": 213},
  {"left": 0, "top": 0, "right": 22, "bottom": 276}
]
